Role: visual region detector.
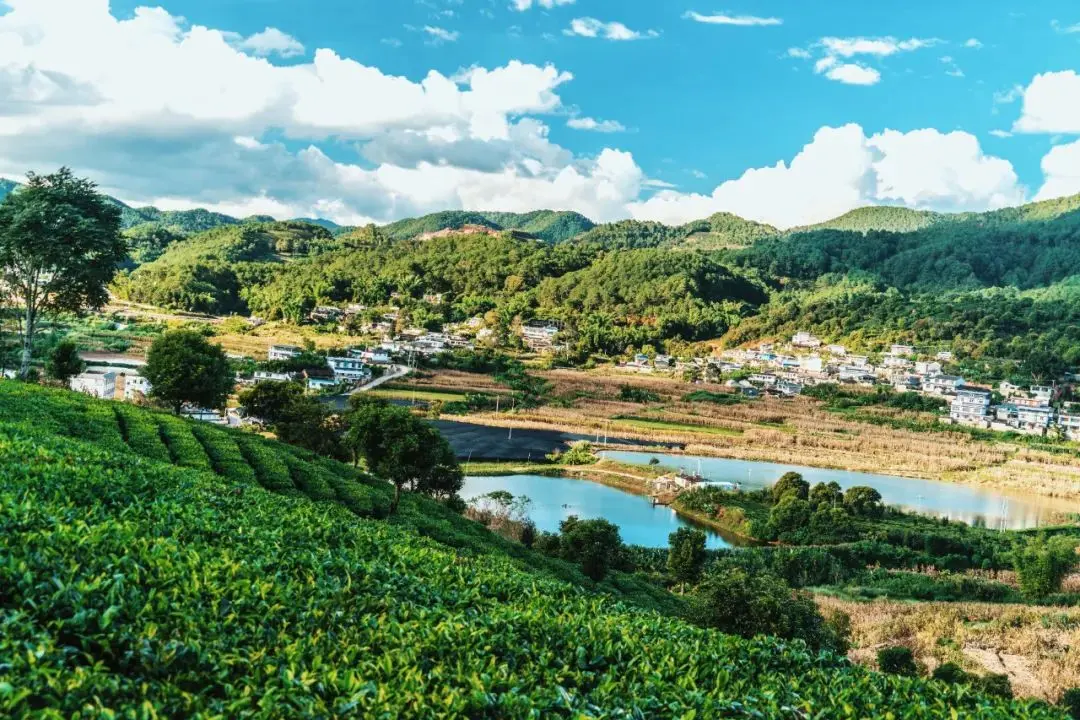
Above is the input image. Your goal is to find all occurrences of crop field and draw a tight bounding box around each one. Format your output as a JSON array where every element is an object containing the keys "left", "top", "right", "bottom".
[
  {"left": 429, "top": 367, "right": 1080, "bottom": 501},
  {"left": 369, "top": 386, "right": 469, "bottom": 403},
  {"left": 0, "top": 379, "right": 1063, "bottom": 718}
]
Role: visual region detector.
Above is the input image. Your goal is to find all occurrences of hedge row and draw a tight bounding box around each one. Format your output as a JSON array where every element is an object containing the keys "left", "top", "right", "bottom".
[
  {"left": 190, "top": 423, "right": 258, "bottom": 486},
  {"left": 155, "top": 415, "right": 213, "bottom": 472},
  {"left": 235, "top": 435, "right": 298, "bottom": 494},
  {"left": 114, "top": 405, "right": 172, "bottom": 463}
]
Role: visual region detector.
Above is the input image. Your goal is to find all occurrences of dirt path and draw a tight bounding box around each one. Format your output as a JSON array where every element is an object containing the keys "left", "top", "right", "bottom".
[{"left": 963, "top": 646, "right": 1047, "bottom": 699}]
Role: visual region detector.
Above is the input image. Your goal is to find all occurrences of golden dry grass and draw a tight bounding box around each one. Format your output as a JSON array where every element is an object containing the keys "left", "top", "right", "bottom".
[
  {"left": 420, "top": 367, "right": 1080, "bottom": 502},
  {"left": 818, "top": 595, "right": 1080, "bottom": 702}
]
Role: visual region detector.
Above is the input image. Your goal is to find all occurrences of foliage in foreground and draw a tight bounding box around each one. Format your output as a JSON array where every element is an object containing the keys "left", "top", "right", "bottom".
[{"left": 0, "top": 419, "right": 1064, "bottom": 718}]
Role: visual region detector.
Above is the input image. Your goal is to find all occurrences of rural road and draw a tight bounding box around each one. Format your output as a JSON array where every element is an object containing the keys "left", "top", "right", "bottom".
[{"left": 350, "top": 364, "right": 411, "bottom": 394}]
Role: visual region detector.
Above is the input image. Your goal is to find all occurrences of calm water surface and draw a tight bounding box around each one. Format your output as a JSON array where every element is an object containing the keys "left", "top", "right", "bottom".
[
  {"left": 461, "top": 474, "right": 740, "bottom": 549},
  {"left": 604, "top": 450, "right": 1078, "bottom": 531}
]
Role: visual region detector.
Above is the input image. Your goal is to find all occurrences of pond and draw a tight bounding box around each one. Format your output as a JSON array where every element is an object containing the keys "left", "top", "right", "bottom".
[
  {"left": 461, "top": 474, "right": 744, "bottom": 549},
  {"left": 603, "top": 450, "right": 1078, "bottom": 531}
]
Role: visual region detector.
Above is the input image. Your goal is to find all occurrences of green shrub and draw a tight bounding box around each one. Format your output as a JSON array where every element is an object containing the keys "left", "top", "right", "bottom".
[
  {"left": 878, "top": 646, "right": 918, "bottom": 676},
  {"left": 1061, "top": 687, "right": 1080, "bottom": 718}
]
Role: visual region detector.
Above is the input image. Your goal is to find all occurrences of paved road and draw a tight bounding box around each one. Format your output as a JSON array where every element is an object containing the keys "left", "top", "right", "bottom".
[{"left": 350, "top": 364, "right": 411, "bottom": 393}]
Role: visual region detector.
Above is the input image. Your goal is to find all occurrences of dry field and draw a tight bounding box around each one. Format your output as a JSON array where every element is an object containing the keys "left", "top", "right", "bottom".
[
  {"left": 409, "top": 367, "right": 1080, "bottom": 501},
  {"left": 819, "top": 593, "right": 1080, "bottom": 702}
]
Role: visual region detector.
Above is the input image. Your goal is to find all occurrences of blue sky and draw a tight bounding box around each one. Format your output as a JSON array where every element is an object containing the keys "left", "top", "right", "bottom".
[{"left": 3, "top": 0, "right": 1080, "bottom": 226}]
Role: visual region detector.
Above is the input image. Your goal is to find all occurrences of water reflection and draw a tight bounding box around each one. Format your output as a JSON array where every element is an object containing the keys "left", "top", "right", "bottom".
[
  {"left": 461, "top": 474, "right": 739, "bottom": 549},
  {"left": 603, "top": 450, "right": 1078, "bottom": 530}
]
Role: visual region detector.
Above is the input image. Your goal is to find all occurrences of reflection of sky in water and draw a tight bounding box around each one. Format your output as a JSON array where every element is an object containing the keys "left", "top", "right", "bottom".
[
  {"left": 603, "top": 451, "right": 1078, "bottom": 530},
  {"left": 461, "top": 474, "right": 734, "bottom": 549}
]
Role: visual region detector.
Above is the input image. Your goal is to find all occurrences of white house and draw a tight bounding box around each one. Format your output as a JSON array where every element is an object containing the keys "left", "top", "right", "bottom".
[
  {"left": 936, "top": 351, "right": 954, "bottom": 361},
  {"left": 950, "top": 388, "right": 992, "bottom": 426},
  {"left": 1031, "top": 386, "right": 1055, "bottom": 403},
  {"left": 1058, "top": 412, "right": 1080, "bottom": 440},
  {"left": 914, "top": 361, "right": 942, "bottom": 376},
  {"left": 848, "top": 355, "right": 869, "bottom": 368},
  {"left": 71, "top": 372, "right": 117, "bottom": 400},
  {"left": 800, "top": 355, "right": 824, "bottom": 373},
  {"left": 268, "top": 345, "right": 303, "bottom": 361},
  {"left": 254, "top": 371, "right": 293, "bottom": 383},
  {"left": 749, "top": 373, "right": 778, "bottom": 387},
  {"left": 890, "top": 344, "right": 915, "bottom": 357},
  {"left": 122, "top": 374, "right": 151, "bottom": 400},
  {"left": 792, "top": 331, "right": 821, "bottom": 348},
  {"left": 327, "top": 356, "right": 371, "bottom": 382},
  {"left": 521, "top": 320, "right": 561, "bottom": 350},
  {"left": 826, "top": 344, "right": 847, "bottom": 356},
  {"left": 925, "top": 375, "right": 965, "bottom": 395},
  {"left": 999, "top": 381, "right": 1021, "bottom": 398}
]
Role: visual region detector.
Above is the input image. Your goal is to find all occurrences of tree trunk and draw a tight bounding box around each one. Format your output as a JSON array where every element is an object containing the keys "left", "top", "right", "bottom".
[
  {"left": 18, "top": 304, "right": 35, "bottom": 380},
  {"left": 391, "top": 483, "right": 402, "bottom": 514}
]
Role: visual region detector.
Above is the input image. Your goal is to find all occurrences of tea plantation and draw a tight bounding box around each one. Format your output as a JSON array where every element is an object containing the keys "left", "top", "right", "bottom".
[{"left": 0, "top": 381, "right": 1066, "bottom": 717}]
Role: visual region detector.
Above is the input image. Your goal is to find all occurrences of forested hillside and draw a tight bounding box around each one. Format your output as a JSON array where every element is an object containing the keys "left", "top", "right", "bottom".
[
  {"left": 0, "top": 381, "right": 1062, "bottom": 718},
  {"left": 379, "top": 209, "right": 595, "bottom": 243}
]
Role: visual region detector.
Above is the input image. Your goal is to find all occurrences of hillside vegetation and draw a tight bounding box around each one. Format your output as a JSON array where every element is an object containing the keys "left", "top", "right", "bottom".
[
  {"left": 379, "top": 209, "right": 595, "bottom": 244},
  {"left": 0, "top": 381, "right": 1063, "bottom": 717}
]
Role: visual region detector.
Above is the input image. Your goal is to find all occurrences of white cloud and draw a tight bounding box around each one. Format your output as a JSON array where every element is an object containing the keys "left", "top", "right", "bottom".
[
  {"left": 0, "top": 0, "right": 645, "bottom": 223},
  {"left": 628, "top": 125, "right": 1024, "bottom": 228},
  {"left": 236, "top": 27, "right": 305, "bottom": 58},
  {"left": 1051, "top": 20, "right": 1080, "bottom": 34},
  {"left": 1036, "top": 140, "right": 1080, "bottom": 200},
  {"left": 564, "top": 18, "right": 658, "bottom": 41},
  {"left": 1014, "top": 71, "right": 1080, "bottom": 133},
  {"left": 513, "top": 0, "right": 575, "bottom": 10},
  {"left": 792, "top": 35, "right": 937, "bottom": 86},
  {"left": 964, "top": 38, "right": 983, "bottom": 48},
  {"left": 567, "top": 116, "right": 626, "bottom": 132},
  {"left": 683, "top": 11, "right": 782, "bottom": 27},
  {"left": 821, "top": 36, "right": 937, "bottom": 58},
  {"left": 989, "top": 129, "right": 1012, "bottom": 138},
  {"left": 0, "top": 0, "right": 1041, "bottom": 230},
  {"left": 423, "top": 26, "right": 459, "bottom": 43},
  {"left": 824, "top": 63, "right": 881, "bottom": 86}
]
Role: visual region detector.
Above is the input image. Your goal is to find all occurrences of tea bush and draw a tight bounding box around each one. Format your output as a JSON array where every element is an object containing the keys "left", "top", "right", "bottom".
[{"left": 0, "top": 422, "right": 1064, "bottom": 718}]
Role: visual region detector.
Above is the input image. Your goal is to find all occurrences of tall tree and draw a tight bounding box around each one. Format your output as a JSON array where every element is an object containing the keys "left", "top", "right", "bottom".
[
  {"left": 345, "top": 397, "right": 463, "bottom": 512},
  {"left": 143, "top": 330, "right": 234, "bottom": 414},
  {"left": 46, "top": 339, "right": 86, "bottom": 386},
  {"left": 0, "top": 169, "right": 124, "bottom": 378},
  {"left": 667, "top": 527, "right": 708, "bottom": 587}
]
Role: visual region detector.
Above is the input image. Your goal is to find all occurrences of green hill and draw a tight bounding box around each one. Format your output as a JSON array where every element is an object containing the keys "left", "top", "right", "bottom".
[
  {"left": 0, "top": 380, "right": 1061, "bottom": 717},
  {"left": 679, "top": 211, "right": 780, "bottom": 249},
  {"left": 112, "top": 222, "right": 336, "bottom": 314},
  {"left": 797, "top": 206, "right": 949, "bottom": 234},
  {"left": 380, "top": 209, "right": 595, "bottom": 244}
]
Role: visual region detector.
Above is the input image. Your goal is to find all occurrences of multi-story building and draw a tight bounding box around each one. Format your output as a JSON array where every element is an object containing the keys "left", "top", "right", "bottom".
[
  {"left": 890, "top": 344, "right": 915, "bottom": 357},
  {"left": 950, "top": 388, "right": 992, "bottom": 426},
  {"left": 253, "top": 371, "right": 294, "bottom": 383},
  {"left": 520, "top": 320, "right": 561, "bottom": 350},
  {"left": 924, "top": 375, "right": 965, "bottom": 395},
  {"left": 327, "top": 357, "right": 371, "bottom": 382},
  {"left": 122, "top": 374, "right": 152, "bottom": 400},
  {"left": 268, "top": 345, "right": 303, "bottom": 361},
  {"left": 792, "top": 331, "right": 821, "bottom": 348}
]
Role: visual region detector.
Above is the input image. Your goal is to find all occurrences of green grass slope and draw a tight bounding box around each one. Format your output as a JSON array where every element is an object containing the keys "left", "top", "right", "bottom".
[{"left": 0, "top": 382, "right": 1064, "bottom": 718}]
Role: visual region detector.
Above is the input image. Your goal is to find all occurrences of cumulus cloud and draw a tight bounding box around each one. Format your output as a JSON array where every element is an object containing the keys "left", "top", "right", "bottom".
[
  {"left": 1051, "top": 20, "right": 1080, "bottom": 34},
  {"left": 824, "top": 63, "right": 881, "bottom": 86},
  {"left": 628, "top": 125, "right": 1024, "bottom": 228},
  {"left": 682, "top": 11, "right": 782, "bottom": 27},
  {"left": 0, "top": 0, "right": 644, "bottom": 223},
  {"left": 513, "top": 0, "right": 575, "bottom": 10},
  {"left": 236, "top": 28, "right": 305, "bottom": 58},
  {"left": 567, "top": 116, "right": 626, "bottom": 132},
  {"left": 1014, "top": 71, "right": 1080, "bottom": 134},
  {"left": 564, "top": 18, "right": 658, "bottom": 41},
  {"left": 821, "top": 36, "right": 937, "bottom": 57},
  {"left": 964, "top": 38, "right": 983, "bottom": 48},
  {"left": 1036, "top": 140, "right": 1080, "bottom": 201}
]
